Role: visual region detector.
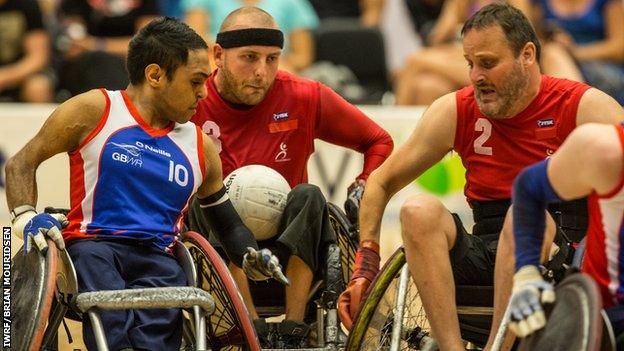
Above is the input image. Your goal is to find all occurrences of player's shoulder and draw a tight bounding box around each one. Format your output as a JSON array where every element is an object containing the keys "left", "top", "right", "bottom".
[
  {"left": 274, "top": 70, "right": 321, "bottom": 93},
  {"left": 541, "top": 75, "right": 589, "bottom": 95},
  {"left": 57, "top": 89, "right": 108, "bottom": 123}
]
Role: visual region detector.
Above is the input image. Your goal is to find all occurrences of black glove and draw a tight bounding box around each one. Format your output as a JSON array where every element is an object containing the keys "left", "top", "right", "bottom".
[{"left": 344, "top": 180, "right": 365, "bottom": 227}]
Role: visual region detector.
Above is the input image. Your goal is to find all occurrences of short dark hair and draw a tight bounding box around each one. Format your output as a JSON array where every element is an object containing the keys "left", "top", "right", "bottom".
[
  {"left": 461, "top": 3, "right": 541, "bottom": 61},
  {"left": 127, "top": 17, "right": 208, "bottom": 85}
]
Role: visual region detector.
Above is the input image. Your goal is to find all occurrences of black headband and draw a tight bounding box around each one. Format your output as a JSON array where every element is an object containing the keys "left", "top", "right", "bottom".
[{"left": 216, "top": 28, "right": 284, "bottom": 49}]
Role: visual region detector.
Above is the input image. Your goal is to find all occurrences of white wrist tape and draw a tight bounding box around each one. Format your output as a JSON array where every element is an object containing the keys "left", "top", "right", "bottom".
[{"left": 11, "top": 210, "right": 37, "bottom": 240}]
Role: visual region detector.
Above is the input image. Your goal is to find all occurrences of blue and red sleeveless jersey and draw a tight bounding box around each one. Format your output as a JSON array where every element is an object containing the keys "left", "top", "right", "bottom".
[{"left": 62, "top": 89, "right": 205, "bottom": 251}]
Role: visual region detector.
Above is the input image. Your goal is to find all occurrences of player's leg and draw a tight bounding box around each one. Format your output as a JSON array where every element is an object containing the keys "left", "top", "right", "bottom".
[
  {"left": 66, "top": 240, "right": 134, "bottom": 350},
  {"left": 274, "top": 184, "right": 336, "bottom": 347},
  {"left": 125, "top": 245, "right": 187, "bottom": 350},
  {"left": 399, "top": 193, "right": 465, "bottom": 351}
]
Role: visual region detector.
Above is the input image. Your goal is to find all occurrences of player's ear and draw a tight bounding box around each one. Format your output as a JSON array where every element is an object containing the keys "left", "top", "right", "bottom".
[
  {"left": 521, "top": 42, "right": 537, "bottom": 66},
  {"left": 145, "top": 64, "right": 165, "bottom": 87},
  {"left": 213, "top": 44, "right": 225, "bottom": 69}
]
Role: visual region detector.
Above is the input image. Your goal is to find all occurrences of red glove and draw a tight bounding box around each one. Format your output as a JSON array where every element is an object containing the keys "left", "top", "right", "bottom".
[{"left": 338, "top": 240, "right": 380, "bottom": 330}]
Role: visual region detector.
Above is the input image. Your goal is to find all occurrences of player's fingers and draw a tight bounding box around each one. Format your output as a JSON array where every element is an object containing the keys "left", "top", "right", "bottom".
[
  {"left": 33, "top": 230, "right": 49, "bottom": 253},
  {"left": 541, "top": 289, "right": 556, "bottom": 304},
  {"left": 273, "top": 268, "right": 290, "bottom": 286},
  {"left": 50, "top": 213, "right": 69, "bottom": 227},
  {"left": 526, "top": 311, "right": 546, "bottom": 333},
  {"left": 515, "top": 319, "right": 532, "bottom": 338},
  {"left": 337, "top": 290, "right": 353, "bottom": 330},
  {"left": 47, "top": 226, "right": 65, "bottom": 250}
]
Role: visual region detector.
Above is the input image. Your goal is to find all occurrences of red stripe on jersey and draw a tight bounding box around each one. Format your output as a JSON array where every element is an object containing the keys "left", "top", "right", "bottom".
[
  {"left": 196, "top": 126, "right": 205, "bottom": 180},
  {"left": 74, "top": 88, "right": 111, "bottom": 151},
  {"left": 268, "top": 119, "right": 298, "bottom": 133},
  {"left": 534, "top": 127, "right": 557, "bottom": 140},
  {"left": 122, "top": 90, "right": 175, "bottom": 137}
]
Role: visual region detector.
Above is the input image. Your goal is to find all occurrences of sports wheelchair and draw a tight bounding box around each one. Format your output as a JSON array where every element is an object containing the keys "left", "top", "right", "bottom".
[
  {"left": 12, "top": 234, "right": 220, "bottom": 351},
  {"left": 344, "top": 203, "right": 596, "bottom": 351},
  {"left": 13, "top": 203, "right": 358, "bottom": 351},
  {"left": 228, "top": 202, "right": 359, "bottom": 350}
]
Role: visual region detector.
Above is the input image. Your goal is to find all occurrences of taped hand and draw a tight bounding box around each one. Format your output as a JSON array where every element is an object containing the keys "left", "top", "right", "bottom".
[
  {"left": 508, "top": 265, "right": 555, "bottom": 338},
  {"left": 344, "top": 180, "right": 365, "bottom": 227},
  {"left": 13, "top": 209, "right": 68, "bottom": 253},
  {"left": 338, "top": 240, "right": 380, "bottom": 330},
  {"left": 243, "top": 247, "right": 290, "bottom": 285}
]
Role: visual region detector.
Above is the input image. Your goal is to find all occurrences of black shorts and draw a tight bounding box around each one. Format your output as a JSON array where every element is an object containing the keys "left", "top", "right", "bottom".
[{"left": 449, "top": 213, "right": 495, "bottom": 286}]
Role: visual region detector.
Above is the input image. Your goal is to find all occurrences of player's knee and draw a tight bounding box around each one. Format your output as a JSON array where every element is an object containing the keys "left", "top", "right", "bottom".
[
  {"left": 400, "top": 194, "right": 446, "bottom": 239},
  {"left": 288, "top": 184, "right": 325, "bottom": 208}
]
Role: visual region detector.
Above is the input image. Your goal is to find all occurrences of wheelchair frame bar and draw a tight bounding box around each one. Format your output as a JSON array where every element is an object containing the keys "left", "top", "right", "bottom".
[
  {"left": 389, "top": 263, "right": 410, "bottom": 350},
  {"left": 75, "top": 286, "right": 215, "bottom": 312},
  {"left": 77, "top": 287, "right": 214, "bottom": 351}
]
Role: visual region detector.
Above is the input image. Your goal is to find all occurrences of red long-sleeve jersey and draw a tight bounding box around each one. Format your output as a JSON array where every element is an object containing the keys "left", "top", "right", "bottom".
[{"left": 191, "top": 70, "right": 393, "bottom": 187}]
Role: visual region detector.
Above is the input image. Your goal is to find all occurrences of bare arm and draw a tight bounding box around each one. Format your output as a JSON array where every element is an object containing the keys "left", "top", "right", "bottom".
[
  {"left": 548, "top": 123, "right": 623, "bottom": 199},
  {"left": 359, "top": 93, "right": 457, "bottom": 244},
  {"left": 63, "top": 15, "right": 156, "bottom": 58},
  {"left": 0, "top": 30, "right": 49, "bottom": 90},
  {"left": 5, "top": 90, "right": 106, "bottom": 210},
  {"left": 427, "top": 0, "right": 466, "bottom": 46},
  {"left": 575, "top": 87, "right": 624, "bottom": 126},
  {"left": 573, "top": 0, "right": 624, "bottom": 62}
]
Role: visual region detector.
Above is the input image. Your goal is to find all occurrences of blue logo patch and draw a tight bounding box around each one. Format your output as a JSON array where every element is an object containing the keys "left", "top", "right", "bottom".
[
  {"left": 273, "top": 112, "right": 289, "bottom": 121},
  {"left": 537, "top": 119, "right": 555, "bottom": 128}
]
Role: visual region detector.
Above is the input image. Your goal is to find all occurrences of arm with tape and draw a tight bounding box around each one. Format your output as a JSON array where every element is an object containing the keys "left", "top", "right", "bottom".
[
  {"left": 509, "top": 159, "right": 562, "bottom": 337},
  {"left": 197, "top": 187, "right": 289, "bottom": 285}
]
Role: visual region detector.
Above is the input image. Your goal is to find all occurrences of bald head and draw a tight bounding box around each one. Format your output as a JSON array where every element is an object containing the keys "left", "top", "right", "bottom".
[{"left": 219, "top": 6, "right": 279, "bottom": 32}]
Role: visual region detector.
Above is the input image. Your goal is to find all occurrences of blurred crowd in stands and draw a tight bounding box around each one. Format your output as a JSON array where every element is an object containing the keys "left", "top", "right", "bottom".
[{"left": 1, "top": 0, "right": 622, "bottom": 105}]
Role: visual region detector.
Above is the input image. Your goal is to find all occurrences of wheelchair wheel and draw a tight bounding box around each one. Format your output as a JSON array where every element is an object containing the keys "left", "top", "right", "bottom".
[
  {"left": 518, "top": 272, "right": 603, "bottom": 351},
  {"left": 327, "top": 203, "right": 358, "bottom": 285},
  {"left": 181, "top": 231, "right": 261, "bottom": 351},
  {"left": 11, "top": 240, "right": 58, "bottom": 351},
  {"left": 346, "top": 247, "right": 435, "bottom": 351}
]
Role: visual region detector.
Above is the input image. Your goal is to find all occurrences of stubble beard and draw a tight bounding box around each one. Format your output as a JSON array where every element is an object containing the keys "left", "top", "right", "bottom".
[
  {"left": 477, "top": 61, "right": 529, "bottom": 119},
  {"left": 219, "top": 64, "right": 266, "bottom": 106}
]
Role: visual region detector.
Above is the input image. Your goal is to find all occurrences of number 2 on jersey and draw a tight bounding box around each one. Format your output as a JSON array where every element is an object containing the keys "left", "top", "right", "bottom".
[{"left": 474, "top": 118, "right": 493, "bottom": 155}]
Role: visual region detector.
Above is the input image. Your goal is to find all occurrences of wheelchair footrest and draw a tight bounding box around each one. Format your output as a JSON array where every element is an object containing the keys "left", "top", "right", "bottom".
[{"left": 75, "top": 287, "right": 215, "bottom": 314}]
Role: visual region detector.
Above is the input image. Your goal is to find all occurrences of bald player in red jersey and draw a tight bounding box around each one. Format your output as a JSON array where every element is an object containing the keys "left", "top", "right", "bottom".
[
  {"left": 342, "top": 4, "right": 624, "bottom": 351},
  {"left": 186, "top": 7, "right": 393, "bottom": 348},
  {"left": 510, "top": 123, "right": 624, "bottom": 343}
]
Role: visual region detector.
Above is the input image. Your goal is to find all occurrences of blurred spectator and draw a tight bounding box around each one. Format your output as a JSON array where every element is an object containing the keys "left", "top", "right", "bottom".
[
  {"left": 57, "top": 0, "right": 158, "bottom": 98},
  {"left": 159, "top": 0, "right": 183, "bottom": 18},
  {"left": 183, "top": 0, "right": 318, "bottom": 73},
  {"left": 393, "top": 0, "right": 581, "bottom": 105},
  {"left": 531, "top": 0, "right": 624, "bottom": 104},
  {"left": 308, "top": 0, "right": 385, "bottom": 27},
  {"left": 404, "top": 0, "right": 444, "bottom": 42},
  {"left": 0, "top": 0, "right": 53, "bottom": 103},
  {"left": 380, "top": 0, "right": 442, "bottom": 81}
]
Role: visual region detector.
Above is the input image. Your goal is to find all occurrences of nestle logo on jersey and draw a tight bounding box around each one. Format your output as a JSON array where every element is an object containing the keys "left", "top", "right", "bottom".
[
  {"left": 537, "top": 119, "right": 555, "bottom": 128},
  {"left": 273, "top": 112, "right": 289, "bottom": 121}
]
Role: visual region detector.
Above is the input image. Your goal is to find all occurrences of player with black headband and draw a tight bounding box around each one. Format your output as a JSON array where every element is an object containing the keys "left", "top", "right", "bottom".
[{"left": 186, "top": 6, "right": 394, "bottom": 348}]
